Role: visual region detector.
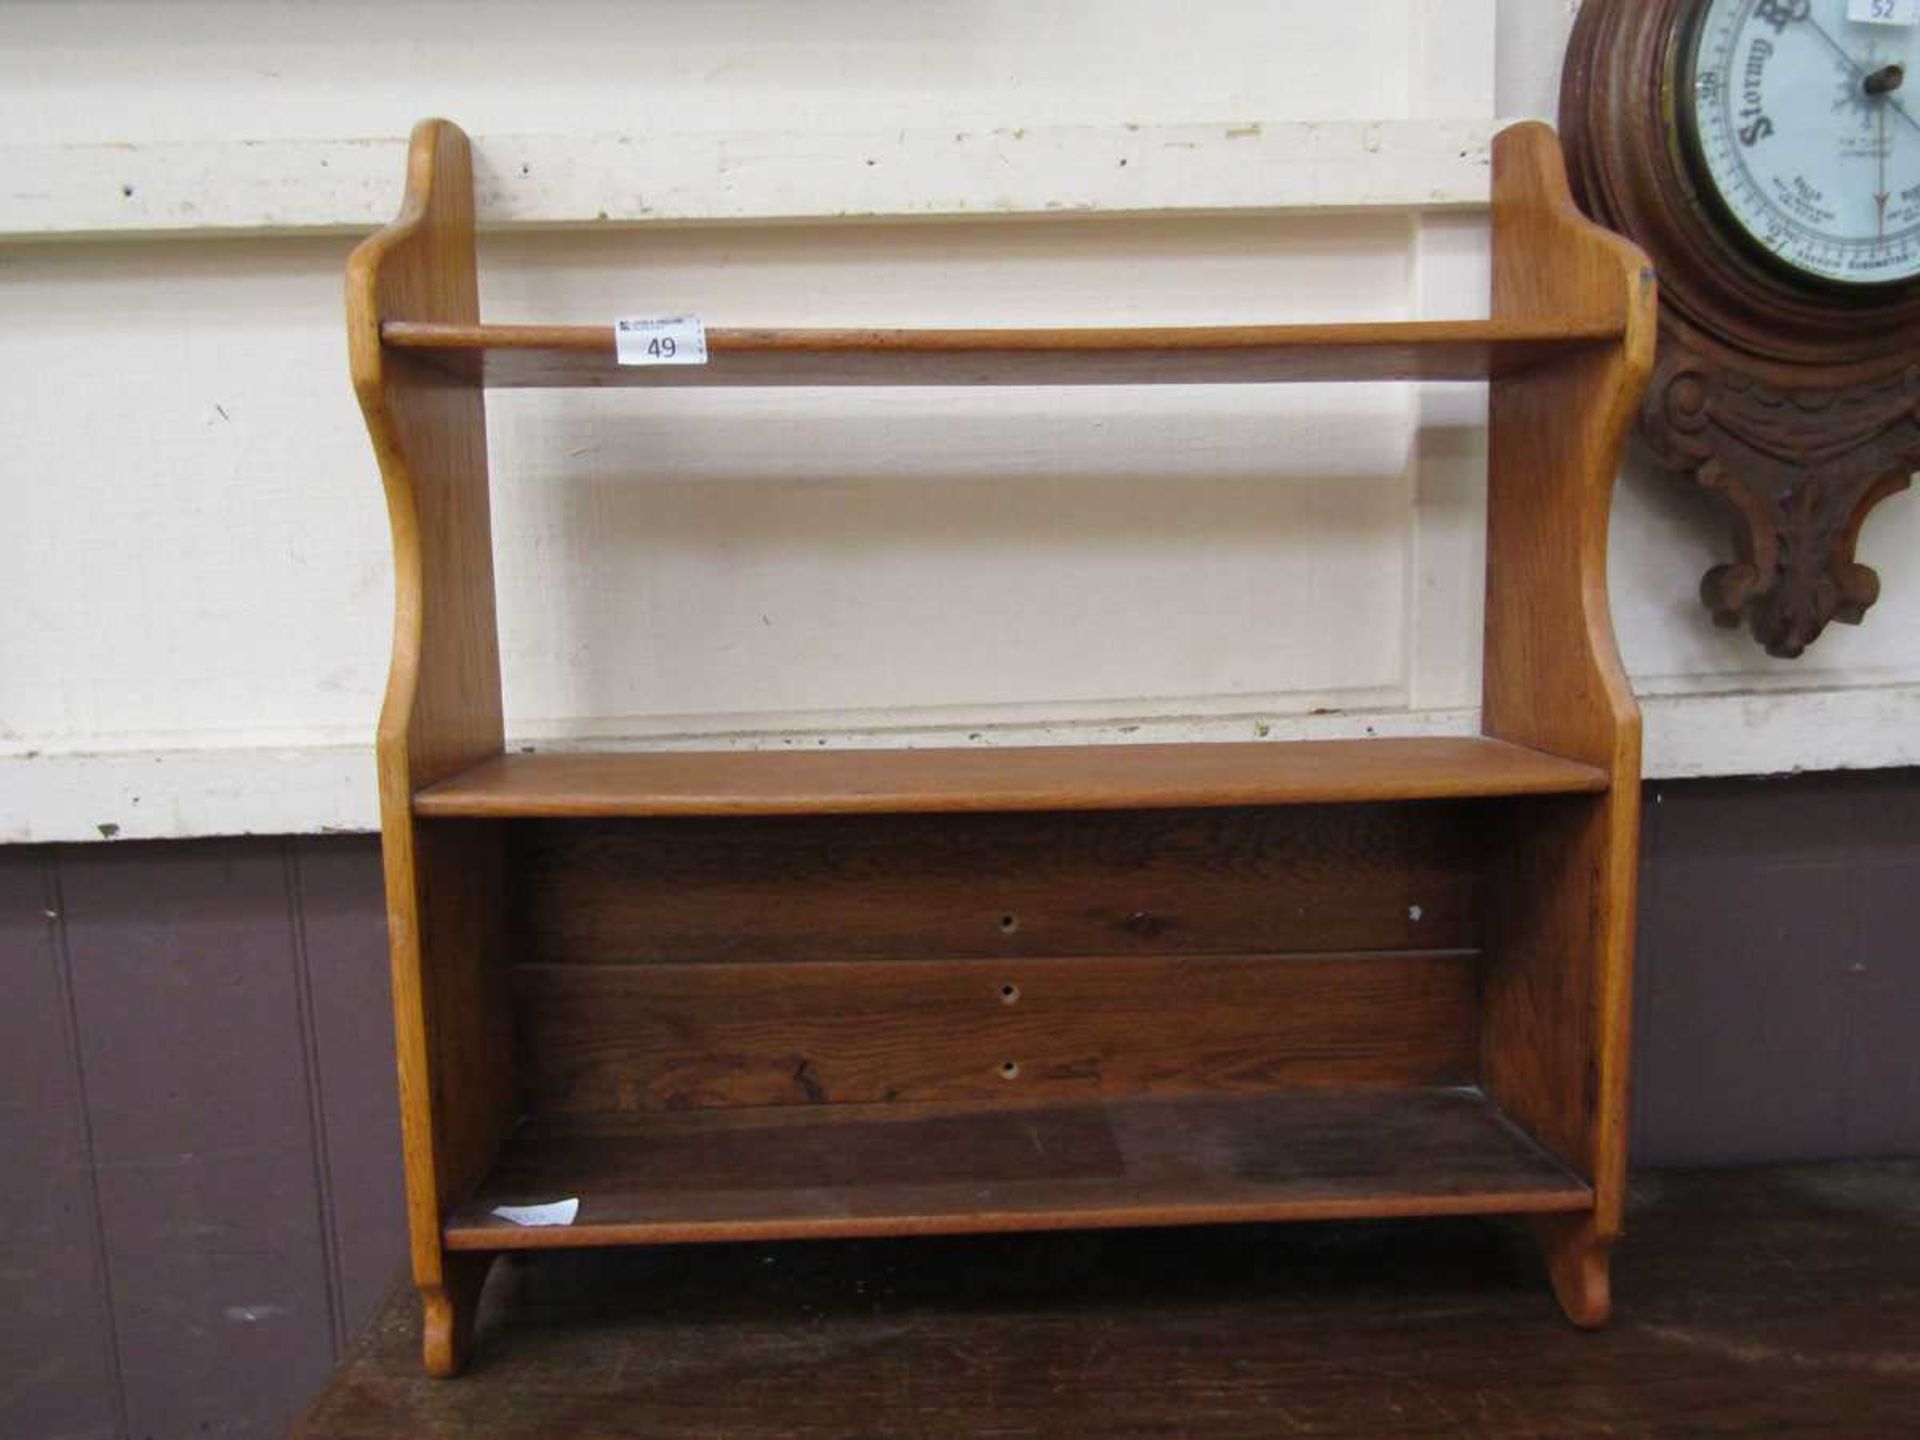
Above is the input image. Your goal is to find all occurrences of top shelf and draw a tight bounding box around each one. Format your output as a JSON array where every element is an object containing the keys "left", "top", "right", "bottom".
[{"left": 381, "top": 317, "right": 1623, "bottom": 388}]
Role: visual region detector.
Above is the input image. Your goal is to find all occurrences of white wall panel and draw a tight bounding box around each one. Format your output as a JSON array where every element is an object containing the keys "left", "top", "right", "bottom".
[
  {"left": 478, "top": 213, "right": 1419, "bottom": 739},
  {"left": 0, "top": 1, "right": 1432, "bottom": 145},
  {"left": 0, "top": 121, "right": 1497, "bottom": 239},
  {"left": 0, "top": 236, "right": 386, "bottom": 754}
]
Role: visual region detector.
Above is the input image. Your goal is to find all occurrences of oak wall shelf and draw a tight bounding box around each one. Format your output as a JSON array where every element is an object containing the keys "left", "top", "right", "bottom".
[{"left": 349, "top": 116, "right": 1655, "bottom": 1376}]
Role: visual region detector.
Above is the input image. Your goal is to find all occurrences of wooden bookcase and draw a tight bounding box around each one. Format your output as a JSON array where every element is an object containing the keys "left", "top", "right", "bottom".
[{"left": 348, "top": 118, "right": 1654, "bottom": 1376}]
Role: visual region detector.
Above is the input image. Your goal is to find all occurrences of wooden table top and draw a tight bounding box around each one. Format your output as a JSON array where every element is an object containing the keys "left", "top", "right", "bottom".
[{"left": 294, "top": 1159, "right": 1920, "bottom": 1438}]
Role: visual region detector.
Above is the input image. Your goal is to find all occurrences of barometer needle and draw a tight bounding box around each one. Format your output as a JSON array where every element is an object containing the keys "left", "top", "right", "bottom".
[
  {"left": 1878, "top": 98, "right": 1889, "bottom": 239},
  {"left": 1803, "top": 14, "right": 1920, "bottom": 136}
]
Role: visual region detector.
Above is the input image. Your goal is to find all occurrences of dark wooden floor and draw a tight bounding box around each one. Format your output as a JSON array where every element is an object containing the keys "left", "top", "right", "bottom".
[{"left": 294, "top": 1159, "right": 1920, "bottom": 1438}]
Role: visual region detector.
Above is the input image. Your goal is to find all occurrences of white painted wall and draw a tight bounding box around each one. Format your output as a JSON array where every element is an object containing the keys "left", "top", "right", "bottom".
[{"left": 1, "top": 0, "right": 1915, "bottom": 843}]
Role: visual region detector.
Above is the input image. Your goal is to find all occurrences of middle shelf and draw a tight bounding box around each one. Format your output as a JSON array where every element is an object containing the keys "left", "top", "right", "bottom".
[{"left": 412, "top": 737, "right": 1609, "bottom": 818}]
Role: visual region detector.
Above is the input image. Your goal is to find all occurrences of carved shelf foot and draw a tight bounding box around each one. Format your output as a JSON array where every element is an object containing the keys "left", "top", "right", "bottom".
[
  {"left": 1530, "top": 1214, "right": 1612, "bottom": 1328},
  {"left": 421, "top": 1252, "right": 498, "bottom": 1377}
]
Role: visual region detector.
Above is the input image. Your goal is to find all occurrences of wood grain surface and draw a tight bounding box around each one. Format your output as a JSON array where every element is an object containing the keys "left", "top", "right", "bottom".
[
  {"left": 443, "top": 1087, "right": 1589, "bottom": 1250},
  {"left": 414, "top": 739, "right": 1608, "bottom": 817},
  {"left": 1477, "top": 123, "right": 1654, "bottom": 1276},
  {"left": 505, "top": 803, "right": 1482, "bottom": 965},
  {"left": 347, "top": 117, "right": 517, "bottom": 1376},
  {"left": 510, "top": 951, "right": 1481, "bottom": 1112}
]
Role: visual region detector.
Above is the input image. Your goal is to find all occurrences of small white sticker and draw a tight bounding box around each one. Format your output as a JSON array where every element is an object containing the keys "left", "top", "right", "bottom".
[
  {"left": 490, "top": 1197, "right": 579, "bottom": 1227},
  {"left": 615, "top": 314, "right": 708, "bottom": 366},
  {"left": 1849, "top": 0, "right": 1919, "bottom": 26}
]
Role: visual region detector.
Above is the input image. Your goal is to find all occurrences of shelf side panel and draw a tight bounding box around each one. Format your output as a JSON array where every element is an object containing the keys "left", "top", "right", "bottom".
[
  {"left": 346, "top": 115, "right": 514, "bottom": 1370},
  {"left": 1479, "top": 122, "right": 1655, "bottom": 1241}
]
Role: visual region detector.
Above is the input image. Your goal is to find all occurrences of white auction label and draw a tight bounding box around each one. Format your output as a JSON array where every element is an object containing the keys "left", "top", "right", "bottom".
[
  {"left": 1849, "top": 0, "right": 1919, "bottom": 26},
  {"left": 615, "top": 314, "right": 708, "bottom": 366},
  {"left": 490, "top": 1197, "right": 579, "bottom": 1227}
]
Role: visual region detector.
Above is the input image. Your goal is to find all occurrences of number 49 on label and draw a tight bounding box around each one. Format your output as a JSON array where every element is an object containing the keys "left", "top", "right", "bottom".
[{"left": 615, "top": 315, "right": 710, "bottom": 366}]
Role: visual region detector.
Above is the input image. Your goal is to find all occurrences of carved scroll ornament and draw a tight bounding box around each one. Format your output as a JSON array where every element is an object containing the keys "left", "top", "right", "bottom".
[{"left": 1646, "top": 348, "right": 1916, "bottom": 655}]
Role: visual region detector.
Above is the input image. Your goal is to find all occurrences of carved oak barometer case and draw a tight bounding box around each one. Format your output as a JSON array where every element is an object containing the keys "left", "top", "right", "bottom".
[{"left": 1564, "top": 0, "right": 1920, "bottom": 655}]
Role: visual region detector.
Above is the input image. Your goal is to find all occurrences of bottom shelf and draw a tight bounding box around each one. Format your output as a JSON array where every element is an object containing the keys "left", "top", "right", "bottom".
[{"left": 444, "top": 1087, "right": 1591, "bottom": 1251}]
